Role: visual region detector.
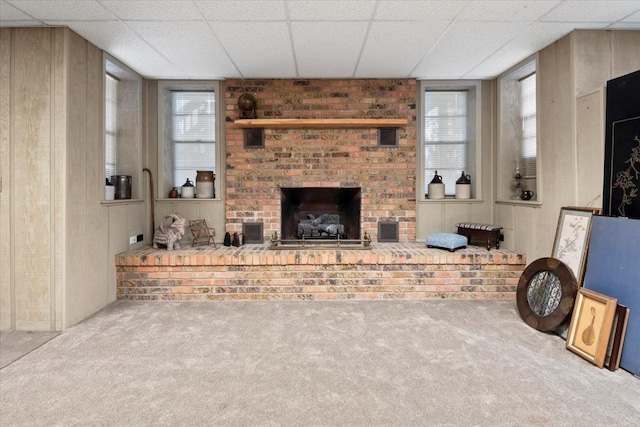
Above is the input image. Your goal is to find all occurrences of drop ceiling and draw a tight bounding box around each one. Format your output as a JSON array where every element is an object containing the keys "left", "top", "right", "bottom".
[{"left": 1, "top": 0, "right": 639, "bottom": 80}]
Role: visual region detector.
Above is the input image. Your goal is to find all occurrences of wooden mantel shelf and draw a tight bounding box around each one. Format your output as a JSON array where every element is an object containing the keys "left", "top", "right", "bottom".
[{"left": 233, "top": 118, "right": 408, "bottom": 129}]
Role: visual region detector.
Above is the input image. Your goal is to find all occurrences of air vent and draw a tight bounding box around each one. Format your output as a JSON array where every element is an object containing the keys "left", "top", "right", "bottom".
[
  {"left": 242, "top": 222, "right": 264, "bottom": 243},
  {"left": 378, "top": 128, "right": 398, "bottom": 147},
  {"left": 378, "top": 221, "right": 399, "bottom": 242},
  {"left": 244, "top": 128, "right": 264, "bottom": 148}
]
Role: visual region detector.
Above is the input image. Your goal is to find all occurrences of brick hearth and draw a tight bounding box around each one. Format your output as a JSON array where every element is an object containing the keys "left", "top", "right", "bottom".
[{"left": 116, "top": 244, "right": 526, "bottom": 301}]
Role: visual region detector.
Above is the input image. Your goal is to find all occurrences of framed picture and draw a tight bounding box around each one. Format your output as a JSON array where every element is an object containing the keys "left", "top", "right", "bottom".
[
  {"left": 552, "top": 206, "right": 600, "bottom": 286},
  {"left": 566, "top": 288, "right": 617, "bottom": 368}
]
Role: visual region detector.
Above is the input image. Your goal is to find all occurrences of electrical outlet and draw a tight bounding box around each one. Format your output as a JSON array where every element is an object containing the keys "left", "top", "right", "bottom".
[{"left": 129, "top": 236, "right": 137, "bottom": 245}]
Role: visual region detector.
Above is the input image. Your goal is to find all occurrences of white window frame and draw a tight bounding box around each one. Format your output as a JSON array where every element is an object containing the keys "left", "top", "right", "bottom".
[
  {"left": 497, "top": 56, "right": 539, "bottom": 202},
  {"left": 104, "top": 73, "right": 118, "bottom": 181},
  {"left": 157, "top": 81, "right": 223, "bottom": 199},
  {"left": 417, "top": 80, "right": 482, "bottom": 200},
  {"left": 103, "top": 54, "right": 142, "bottom": 201}
]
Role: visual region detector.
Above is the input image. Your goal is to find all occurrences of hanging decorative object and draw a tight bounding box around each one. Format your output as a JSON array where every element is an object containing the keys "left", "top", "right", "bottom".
[{"left": 238, "top": 93, "right": 257, "bottom": 119}]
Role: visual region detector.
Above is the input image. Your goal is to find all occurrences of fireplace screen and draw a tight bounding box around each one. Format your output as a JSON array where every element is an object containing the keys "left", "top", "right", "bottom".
[{"left": 280, "top": 187, "right": 361, "bottom": 240}]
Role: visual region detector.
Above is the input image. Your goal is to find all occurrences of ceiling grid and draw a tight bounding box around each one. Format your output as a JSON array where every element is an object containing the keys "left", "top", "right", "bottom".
[{"left": 0, "top": 0, "right": 638, "bottom": 79}]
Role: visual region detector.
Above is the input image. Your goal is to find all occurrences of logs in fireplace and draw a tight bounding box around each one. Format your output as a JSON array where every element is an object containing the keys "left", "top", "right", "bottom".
[{"left": 297, "top": 214, "right": 345, "bottom": 239}]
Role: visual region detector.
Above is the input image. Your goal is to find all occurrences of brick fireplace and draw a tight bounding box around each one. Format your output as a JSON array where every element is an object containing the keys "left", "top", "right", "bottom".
[
  {"left": 280, "top": 187, "right": 361, "bottom": 240},
  {"left": 224, "top": 79, "right": 417, "bottom": 242},
  {"left": 116, "top": 78, "right": 528, "bottom": 302}
]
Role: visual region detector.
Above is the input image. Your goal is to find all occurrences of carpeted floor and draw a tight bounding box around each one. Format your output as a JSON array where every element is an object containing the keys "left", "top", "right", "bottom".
[{"left": 1, "top": 300, "right": 638, "bottom": 426}]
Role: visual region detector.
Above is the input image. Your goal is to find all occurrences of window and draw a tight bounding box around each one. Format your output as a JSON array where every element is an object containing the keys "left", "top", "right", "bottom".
[
  {"left": 519, "top": 73, "right": 537, "bottom": 179},
  {"left": 105, "top": 74, "right": 118, "bottom": 180},
  {"left": 498, "top": 57, "right": 538, "bottom": 201},
  {"left": 158, "top": 81, "right": 222, "bottom": 198},
  {"left": 424, "top": 90, "right": 468, "bottom": 196},
  {"left": 170, "top": 91, "right": 216, "bottom": 188},
  {"left": 103, "top": 55, "right": 142, "bottom": 200},
  {"left": 419, "top": 81, "right": 480, "bottom": 199}
]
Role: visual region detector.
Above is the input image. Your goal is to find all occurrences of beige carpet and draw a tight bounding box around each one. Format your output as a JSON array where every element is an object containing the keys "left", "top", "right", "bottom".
[{"left": 1, "top": 300, "right": 638, "bottom": 426}]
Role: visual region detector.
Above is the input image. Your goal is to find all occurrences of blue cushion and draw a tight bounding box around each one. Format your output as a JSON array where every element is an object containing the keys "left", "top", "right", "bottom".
[{"left": 426, "top": 233, "right": 467, "bottom": 251}]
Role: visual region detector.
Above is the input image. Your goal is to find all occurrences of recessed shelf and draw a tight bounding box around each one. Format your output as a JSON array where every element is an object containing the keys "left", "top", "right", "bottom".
[{"left": 233, "top": 118, "right": 408, "bottom": 129}]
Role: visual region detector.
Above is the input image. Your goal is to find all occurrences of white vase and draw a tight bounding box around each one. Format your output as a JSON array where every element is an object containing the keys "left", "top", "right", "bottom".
[
  {"left": 455, "top": 184, "right": 471, "bottom": 199},
  {"left": 105, "top": 185, "right": 115, "bottom": 201},
  {"left": 428, "top": 183, "right": 445, "bottom": 199}
]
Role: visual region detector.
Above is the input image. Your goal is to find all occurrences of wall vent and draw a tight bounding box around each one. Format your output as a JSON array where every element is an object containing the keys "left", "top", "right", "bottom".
[
  {"left": 378, "top": 221, "right": 399, "bottom": 242},
  {"left": 378, "top": 128, "right": 398, "bottom": 147},
  {"left": 244, "top": 128, "right": 264, "bottom": 148},
  {"left": 242, "top": 222, "right": 264, "bottom": 243}
]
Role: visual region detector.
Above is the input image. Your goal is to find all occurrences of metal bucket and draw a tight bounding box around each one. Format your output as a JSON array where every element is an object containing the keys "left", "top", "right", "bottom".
[{"left": 111, "top": 175, "right": 132, "bottom": 199}]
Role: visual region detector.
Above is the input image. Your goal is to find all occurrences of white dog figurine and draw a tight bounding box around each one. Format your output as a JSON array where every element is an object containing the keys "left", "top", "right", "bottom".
[{"left": 152, "top": 213, "right": 186, "bottom": 250}]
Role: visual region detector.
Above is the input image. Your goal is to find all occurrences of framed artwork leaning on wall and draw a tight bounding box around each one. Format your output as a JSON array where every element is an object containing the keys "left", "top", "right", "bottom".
[
  {"left": 552, "top": 206, "right": 600, "bottom": 286},
  {"left": 566, "top": 288, "right": 617, "bottom": 368}
]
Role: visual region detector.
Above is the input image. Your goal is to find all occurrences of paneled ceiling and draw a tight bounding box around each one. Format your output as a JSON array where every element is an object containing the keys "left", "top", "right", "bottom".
[{"left": 2, "top": 0, "right": 639, "bottom": 80}]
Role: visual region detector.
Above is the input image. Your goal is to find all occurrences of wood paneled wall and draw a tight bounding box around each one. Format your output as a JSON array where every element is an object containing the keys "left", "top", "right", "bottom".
[
  {"left": 497, "top": 30, "right": 640, "bottom": 262},
  {"left": 0, "top": 27, "right": 144, "bottom": 331}
]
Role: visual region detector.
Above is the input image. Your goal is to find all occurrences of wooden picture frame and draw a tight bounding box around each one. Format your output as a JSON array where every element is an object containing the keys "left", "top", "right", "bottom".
[
  {"left": 552, "top": 207, "right": 600, "bottom": 286},
  {"left": 606, "top": 304, "right": 630, "bottom": 371},
  {"left": 566, "top": 288, "right": 617, "bottom": 368}
]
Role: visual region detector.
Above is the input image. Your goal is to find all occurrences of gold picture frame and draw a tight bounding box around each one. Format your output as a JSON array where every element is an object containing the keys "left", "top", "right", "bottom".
[
  {"left": 566, "top": 288, "right": 617, "bottom": 368},
  {"left": 552, "top": 206, "right": 601, "bottom": 286}
]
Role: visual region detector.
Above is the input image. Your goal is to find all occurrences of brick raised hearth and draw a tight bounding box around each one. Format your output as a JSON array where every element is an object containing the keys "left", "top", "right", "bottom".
[{"left": 116, "top": 244, "right": 525, "bottom": 301}]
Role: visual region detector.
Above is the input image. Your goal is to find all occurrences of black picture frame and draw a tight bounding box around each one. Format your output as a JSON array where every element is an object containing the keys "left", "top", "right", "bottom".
[{"left": 603, "top": 69, "right": 640, "bottom": 219}]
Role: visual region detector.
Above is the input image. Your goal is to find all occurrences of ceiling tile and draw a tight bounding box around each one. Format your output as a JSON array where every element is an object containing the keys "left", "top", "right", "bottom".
[
  {"left": 621, "top": 10, "right": 640, "bottom": 22},
  {"left": 288, "top": 1, "right": 375, "bottom": 21},
  {"left": 374, "top": 0, "right": 466, "bottom": 21},
  {"left": 55, "top": 21, "right": 182, "bottom": 78},
  {"left": 1, "top": 0, "right": 33, "bottom": 20},
  {"left": 101, "top": 1, "right": 204, "bottom": 21},
  {"left": 457, "top": 1, "right": 561, "bottom": 22},
  {"left": 357, "top": 21, "right": 450, "bottom": 77},
  {"left": 292, "top": 21, "right": 368, "bottom": 77},
  {"left": 541, "top": 1, "right": 640, "bottom": 23},
  {"left": 7, "top": 0, "right": 117, "bottom": 21},
  {"left": 210, "top": 21, "right": 295, "bottom": 77},
  {"left": 465, "top": 22, "right": 605, "bottom": 78},
  {"left": 194, "top": 1, "right": 286, "bottom": 21},
  {"left": 413, "top": 21, "right": 526, "bottom": 79},
  {"left": 128, "top": 21, "right": 238, "bottom": 78}
]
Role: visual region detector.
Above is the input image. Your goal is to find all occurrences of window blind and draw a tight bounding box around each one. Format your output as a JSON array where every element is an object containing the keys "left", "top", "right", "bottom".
[
  {"left": 424, "top": 91, "right": 468, "bottom": 195},
  {"left": 519, "top": 74, "right": 537, "bottom": 178},
  {"left": 105, "top": 74, "right": 118, "bottom": 180},
  {"left": 171, "top": 91, "right": 216, "bottom": 187}
]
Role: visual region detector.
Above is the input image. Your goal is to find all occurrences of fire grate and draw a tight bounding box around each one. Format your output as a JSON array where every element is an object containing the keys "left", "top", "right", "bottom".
[{"left": 269, "top": 231, "right": 372, "bottom": 250}]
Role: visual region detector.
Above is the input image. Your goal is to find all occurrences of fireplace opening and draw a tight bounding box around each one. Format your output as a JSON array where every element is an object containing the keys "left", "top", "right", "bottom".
[{"left": 280, "top": 187, "right": 361, "bottom": 240}]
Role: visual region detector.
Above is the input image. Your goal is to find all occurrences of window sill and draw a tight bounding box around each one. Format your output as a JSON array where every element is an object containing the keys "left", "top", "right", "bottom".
[
  {"left": 420, "top": 198, "right": 485, "bottom": 203},
  {"left": 156, "top": 198, "right": 221, "bottom": 202},
  {"left": 101, "top": 199, "right": 144, "bottom": 205},
  {"left": 495, "top": 199, "right": 542, "bottom": 207}
]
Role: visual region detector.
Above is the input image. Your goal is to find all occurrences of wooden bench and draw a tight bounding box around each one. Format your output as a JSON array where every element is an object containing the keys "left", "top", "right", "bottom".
[{"left": 456, "top": 223, "right": 503, "bottom": 251}]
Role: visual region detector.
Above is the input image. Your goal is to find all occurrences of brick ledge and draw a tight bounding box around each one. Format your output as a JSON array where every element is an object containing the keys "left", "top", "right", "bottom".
[{"left": 117, "top": 243, "right": 526, "bottom": 301}]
